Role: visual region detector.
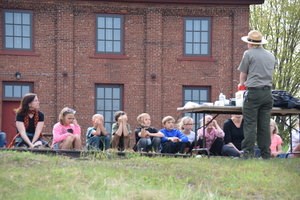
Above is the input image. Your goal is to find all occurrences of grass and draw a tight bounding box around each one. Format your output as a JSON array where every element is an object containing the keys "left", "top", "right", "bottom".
[{"left": 0, "top": 151, "right": 299, "bottom": 200}]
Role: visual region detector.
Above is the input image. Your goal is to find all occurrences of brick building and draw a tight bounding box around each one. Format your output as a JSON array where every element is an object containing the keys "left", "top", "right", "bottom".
[{"left": 0, "top": 0, "right": 264, "bottom": 145}]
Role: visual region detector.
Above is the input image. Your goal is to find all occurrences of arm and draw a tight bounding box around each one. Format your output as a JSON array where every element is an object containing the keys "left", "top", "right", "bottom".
[
  {"left": 239, "top": 72, "right": 247, "bottom": 86},
  {"left": 16, "top": 121, "right": 34, "bottom": 148},
  {"left": 213, "top": 120, "right": 224, "bottom": 138},
  {"left": 147, "top": 132, "right": 164, "bottom": 137},
  {"left": 52, "top": 123, "right": 72, "bottom": 144},
  {"left": 32, "top": 121, "right": 44, "bottom": 144}
]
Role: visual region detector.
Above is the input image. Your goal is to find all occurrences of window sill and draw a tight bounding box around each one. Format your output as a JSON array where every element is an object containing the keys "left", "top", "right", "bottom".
[
  {"left": 90, "top": 54, "right": 129, "bottom": 60},
  {"left": 177, "top": 56, "right": 215, "bottom": 62},
  {"left": 0, "top": 50, "right": 40, "bottom": 57}
]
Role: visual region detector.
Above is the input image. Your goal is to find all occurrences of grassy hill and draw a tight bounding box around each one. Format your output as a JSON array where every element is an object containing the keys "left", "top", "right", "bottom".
[{"left": 0, "top": 151, "right": 299, "bottom": 200}]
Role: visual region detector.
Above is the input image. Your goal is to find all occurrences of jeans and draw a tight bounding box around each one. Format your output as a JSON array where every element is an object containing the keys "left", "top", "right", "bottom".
[
  {"left": 137, "top": 137, "right": 161, "bottom": 152},
  {"left": 0, "top": 132, "right": 6, "bottom": 148},
  {"left": 86, "top": 135, "right": 110, "bottom": 150}
]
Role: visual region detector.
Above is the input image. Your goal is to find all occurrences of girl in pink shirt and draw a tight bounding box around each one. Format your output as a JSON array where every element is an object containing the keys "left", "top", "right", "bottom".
[
  {"left": 270, "top": 119, "right": 283, "bottom": 157},
  {"left": 52, "top": 107, "right": 82, "bottom": 150},
  {"left": 197, "top": 115, "right": 224, "bottom": 155}
]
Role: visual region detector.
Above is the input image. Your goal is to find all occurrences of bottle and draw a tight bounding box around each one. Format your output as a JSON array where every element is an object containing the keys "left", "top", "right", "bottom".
[
  {"left": 218, "top": 93, "right": 226, "bottom": 106},
  {"left": 235, "top": 85, "right": 246, "bottom": 107}
]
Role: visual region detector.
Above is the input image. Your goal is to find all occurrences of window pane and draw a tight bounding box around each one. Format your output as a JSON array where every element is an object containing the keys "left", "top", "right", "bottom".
[
  {"left": 106, "top": 18, "right": 113, "bottom": 28},
  {"left": 201, "top": 32, "right": 208, "bottom": 43},
  {"left": 13, "top": 86, "right": 22, "bottom": 97},
  {"left": 14, "top": 13, "right": 22, "bottom": 24},
  {"left": 22, "top": 38, "right": 30, "bottom": 49},
  {"left": 22, "top": 13, "right": 30, "bottom": 25},
  {"left": 106, "top": 29, "right": 113, "bottom": 40},
  {"left": 114, "top": 30, "right": 120, "bottom": 40},
  {"left": 22, "top": 86, "right": 30, "bottom": 96},
  {"left": 194, "top": 20, "right": 201, "bottom": 31},
  {"left": 98, "top": 29, "right": 105, "bottom": 40},
  {"left": 184, "top": 90, "right": 192, "bottom": 101},
  {"left": 114, "top": 18, "right": 120, "bottom": 28},
  {"left": 200, "top": 90, "right": 208, "bottom": 101},
  {"left": 104, "top": 111, "right": 112, "bottom": 123},
  {"left": 5, "top": 12, "right": 13, "bottom": 24},
  {"left": 113, "top": 88, "right": 120, "bottom": 98},
  {"left": 112, "top": 100, "right": 120, "bottom": 110},
  {"left": 97, "top": 88, "right": 104, "bottom": 98},
  {"left": 194, "top": 44, "right": 200, "bottom": 54},
  {"left": 98, "top": 17, "right": 105, "bottom": 28},
  {"left": 185, "top": 43, "right": 193, "bottom": 55},
  {"left": 5, "top": 25, "right": 13, "bottom": 36},
  {"left": 201, "top": 44, "right": 208, "bottom": 54},
  {"left": 14, "top": 25, "right": 22, "bottom": 36},
  {"left": 105, "top": 100, "right": 112, "bottom": 110},
  {"left": 113, "top": 42, "right": 120, "bottom": 52},
  {"left": 192, "top": 90, "right": 199, "bottom": 100},
  {"left": 5, "top": 37, "right": 14, "bottom": 48},
  {"left": 96, "top": 100, "right": 103, "bottom": 110},
  {"left": 106, "top": 41, "right": 113, "bottom": 52},
  {"left": 98, "top": 41, "right": 105, "bottom": 52},
  {"left": 185, "top": 32, "right": 192, "bottom": 42},
  {"left": 14, "top": 37, "right": 22, "bottom": 48},
  {"left": 201, "top": 20, "right": 208, "bottom": 31},
  {"left": 105, "top": 88, "right": 112, "bottom": 98},
  {"left": 4, "top": 85, "right": 13, "bottom": 97},
  {"left": 185, "top": 20, "right": 193, "bottom": 31},
  {"left": 194, "top": 32, "right": 200, "bottom": 43},
  {"left": 23, "top": 25, "right": 30, "bottom": 37}
]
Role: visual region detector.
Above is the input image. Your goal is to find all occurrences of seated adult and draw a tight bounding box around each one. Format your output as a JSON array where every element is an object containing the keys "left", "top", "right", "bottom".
[
  {"left": 86, "top": 114, "right": 110, "bottom": 151},
  {"left": 222, "top": 115, "right": 244, "bottom": 157},
  {"left": 15, "top": 93, "right": 46, "bottom": 148}
]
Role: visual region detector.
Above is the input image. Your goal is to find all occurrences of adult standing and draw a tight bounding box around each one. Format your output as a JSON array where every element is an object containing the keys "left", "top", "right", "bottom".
[
  {"left": 15, "top": 93, "right": 45, "bottom": 148},
  {"left": 238, "top": 30, "right": 276, "bottom": 159}
]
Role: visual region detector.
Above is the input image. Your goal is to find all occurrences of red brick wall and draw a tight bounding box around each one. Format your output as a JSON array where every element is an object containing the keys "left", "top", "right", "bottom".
[{"left": 0, "top": 1, "right": 250, "bottom": 145}]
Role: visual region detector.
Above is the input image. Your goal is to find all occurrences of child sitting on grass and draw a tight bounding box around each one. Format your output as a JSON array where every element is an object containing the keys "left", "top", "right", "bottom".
[
  {"left": 86, "top": 114, "right": 110, "bottom": 151},
  {"left": 134, "top": 113, "right": 163, "bottom": 152},
  {"left": 159, "top": 116, "right": 188, "bottom": 154}
]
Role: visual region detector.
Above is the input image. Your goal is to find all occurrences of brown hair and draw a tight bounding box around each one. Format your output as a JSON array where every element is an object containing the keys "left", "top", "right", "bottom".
[{"left": 15, "top": 93, "right": 37, "bottom": 116}]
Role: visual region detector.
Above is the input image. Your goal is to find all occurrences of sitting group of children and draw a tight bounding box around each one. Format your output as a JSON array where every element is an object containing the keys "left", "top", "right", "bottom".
[{"left": 12, "top": 93, "right": 299, "bottom": 159}]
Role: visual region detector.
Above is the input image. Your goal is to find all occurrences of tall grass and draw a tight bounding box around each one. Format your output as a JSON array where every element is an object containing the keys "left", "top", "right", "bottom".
[{"left": 0, "top": 151, "right": 299, "bottom": 200}]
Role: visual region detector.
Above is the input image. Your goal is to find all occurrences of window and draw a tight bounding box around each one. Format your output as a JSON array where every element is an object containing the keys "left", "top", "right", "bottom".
[
  {"left": 183, "top": 86, "right": 210, "bottom": 130},
  {"left": 95, "top": 84, "right": 123, "bottom": 133},
  {"left": 4, "top": 10, "right": 32, "bottom": 50},
  {"left": 184, "top": 18, "right": 211, "bottom": 56},
  {"left": 96, "top": 15, "right": 123, "bottom": 54},
  {"left": 3, "top": 82, "right": 33, "bottom": 100}
]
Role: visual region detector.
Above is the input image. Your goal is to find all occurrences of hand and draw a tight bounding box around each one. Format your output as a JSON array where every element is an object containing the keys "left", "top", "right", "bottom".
[{"left": 73, "top": 118, "right": 79, "bottom": 126}]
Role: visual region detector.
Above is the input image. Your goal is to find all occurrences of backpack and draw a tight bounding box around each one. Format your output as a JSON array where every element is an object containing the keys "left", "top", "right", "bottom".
[{"left": 272, "top": 90, "right": 300, "bottom": 109}]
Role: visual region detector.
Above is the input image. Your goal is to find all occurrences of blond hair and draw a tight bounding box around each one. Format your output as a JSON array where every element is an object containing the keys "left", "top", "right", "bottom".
[
  {"left": 178, "top": 116, "right": 193, "bottom": 130},
  {"left": 92, "top": 114, "right": 103, "bottom": 121},
  {"left": 162, "top": 116, "right": 175, "bottom": 125},
  {"left": 136, "top": 113, "right": 150, "bottom": 125},
  {"left": 270, "top": 119, "right": 279, "bottom": 135}
]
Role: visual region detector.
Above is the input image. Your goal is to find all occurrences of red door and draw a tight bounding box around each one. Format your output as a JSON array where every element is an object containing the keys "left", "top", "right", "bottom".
[{"left": 1, "top": 101, "right": 20, "bottom": 145}]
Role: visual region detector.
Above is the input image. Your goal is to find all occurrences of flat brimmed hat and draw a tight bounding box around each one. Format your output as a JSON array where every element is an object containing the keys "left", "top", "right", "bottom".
[{"left": 241, "top": 30, "right": 268, "bottom": 45}]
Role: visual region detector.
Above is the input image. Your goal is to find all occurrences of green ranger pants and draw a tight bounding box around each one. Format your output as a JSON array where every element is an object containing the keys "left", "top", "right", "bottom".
[{"left": 242, "top": 88, "right": 273, "bottom": 159}]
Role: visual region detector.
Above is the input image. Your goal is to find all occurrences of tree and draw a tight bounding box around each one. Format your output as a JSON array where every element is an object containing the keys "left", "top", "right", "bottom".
[{"left": 250, "top": 0, "right": 300, "bottom": 144}]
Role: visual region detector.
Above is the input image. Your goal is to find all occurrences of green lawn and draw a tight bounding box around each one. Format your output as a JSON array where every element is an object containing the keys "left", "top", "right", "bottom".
[{"left": 0, "top": 151, "right": 299, "bottom": 200}]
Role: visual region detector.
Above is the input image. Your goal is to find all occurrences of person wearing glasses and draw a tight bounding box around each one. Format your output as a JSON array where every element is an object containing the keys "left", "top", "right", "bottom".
[
  {"left": 111, "top": 111, "right": 132, "bottom": 151},
  {"left": 178, "top": 116, "right": 196, "bottom": 153},
  {"left": 52, "top": 107, "right": 82, "bottom": 150},
  {"left": 15, "top": 93, "right": 46, "bottom": 148}
]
